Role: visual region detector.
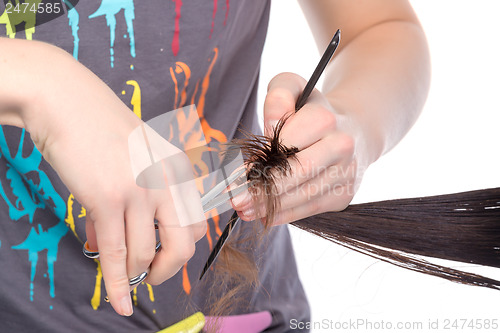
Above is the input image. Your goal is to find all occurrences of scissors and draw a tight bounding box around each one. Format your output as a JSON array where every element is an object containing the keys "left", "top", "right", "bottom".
[
  {"left": 82, "top": 167, "right": 250, "bottom": 286},
  {"left": 84, "top": 29, "right": 341, "bottom": 285},
  {"left": 199, "top": 29, "right": 341, "bottom": 280}
]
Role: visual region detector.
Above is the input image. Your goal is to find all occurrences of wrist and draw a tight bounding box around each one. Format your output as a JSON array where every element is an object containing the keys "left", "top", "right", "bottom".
[
  {"left": 0, "top": 38, "right": 71, "bottom": 134},
  {"left": 0, "top": 38, "right": 42, "bottom": 129},
  {"left": 22, "top": 41, "right": 78, "bottom": 155}
]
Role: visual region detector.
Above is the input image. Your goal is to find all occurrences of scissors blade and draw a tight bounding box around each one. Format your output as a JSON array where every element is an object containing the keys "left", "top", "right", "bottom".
[
  {"left": 202, "top": 181, "right": 250, "bottom": 213},
  {"left": 198, "top": 168, "right": 247, "bottom": 280},
  {"left": 199, "top": 210, "right": 240, "bottom": 280},
  {"left": 200, "top": 167, "right": 246, "bottom": 209}
]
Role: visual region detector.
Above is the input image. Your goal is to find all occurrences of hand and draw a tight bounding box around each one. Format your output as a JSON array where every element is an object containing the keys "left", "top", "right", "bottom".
[
  {"left": 232, "top": 72, "right": 367, "bottom": 225},
  {"left": 25, "top": 46, "right": 206, "bottom": 316}
]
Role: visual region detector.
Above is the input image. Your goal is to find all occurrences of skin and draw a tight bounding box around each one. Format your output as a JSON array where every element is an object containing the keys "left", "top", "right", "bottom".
[
  {"left": 0, "top": 0, "right": 430, "bottom": 319},
  {"left": 232, "top": 0, "right": 431, "bottom": 225},
  {"left": 0, "top": 38, "right": 206, "bottom": 316}
]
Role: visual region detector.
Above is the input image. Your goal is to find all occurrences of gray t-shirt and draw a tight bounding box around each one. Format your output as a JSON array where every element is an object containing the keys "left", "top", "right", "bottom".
[{"left": 0, "top": 1, "right": 310, "bottom": 331}]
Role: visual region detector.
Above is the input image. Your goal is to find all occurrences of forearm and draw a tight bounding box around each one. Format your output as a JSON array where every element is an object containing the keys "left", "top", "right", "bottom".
[
  {"left": 297, "top": 0, "right": 431, "bottom": 168},
  {"left": 0, "top": 37, "right": 43, "bottom": 128},
  {"left": 323, "top": 21, "right": 430, "bottom": 167},
  {"left": 0, "top": 37, "right": 80, "bottom": 133},
  {"left": 0, "top": 37, "right": 136, "bottom": 157}
]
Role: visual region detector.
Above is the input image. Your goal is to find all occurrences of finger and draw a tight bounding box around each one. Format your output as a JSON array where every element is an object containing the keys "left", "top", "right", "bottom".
[
  {"left": 277, "top": 162, "right": 356, "bottom": 213},
  {"left": 264, "top": 73, "right": 307, "bottom": 135},
  {"left": 85, "top": 214, "right": 98, "bottom": 252},
  {"left": 272, "top": 183, "right": 355, "bottom": 225},
  {"left": 273, "top": 132, "right": 355, "bottom": 198},
  {"left": 232, "top": 132, "right": 353, "bottom": 213},
  {"left": 241, "top": 160, "right": 356, "bottom": 221},
  {"left": 124, "top": 200, "right": 156, "bottom": 280},
  {"left": 93, "top": 207, "right": 133, "bottom": 317},
  {"left": 192, "top": 219, "right": 208, "bottom": 242},
  {"left": 158, "top": 158, "right": 205, "bottom": 228},
  {"left": 236, "top": 132, "right": 354, "bottom": 221},
  {"left": 146, "top": 204, "right": 197, "bottom": 285},
  {"left": 273, "top": 99, "right": 337, "bottom": 150}
]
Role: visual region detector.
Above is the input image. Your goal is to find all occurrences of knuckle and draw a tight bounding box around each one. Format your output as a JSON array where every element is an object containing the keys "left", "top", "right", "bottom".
[
  {"left": 176, "top": 242, "right": 195, "bottom": 264},
  {"left": 337, "top": 133, "right": 355, "bottom": 157},
  {"left": 264, "top": 87, "right": 295, "bottom": 115},
  {"left": 192, "top": 222, "right": 207, "bottom": 241},
  {"left": 133, "top": 249, "right": 155, "bottom": 269},
  {"left": 100, "top": 246, "right": 128, "bottom": 262},
  {"left": 321, "top": 111, "right": 337, "bottom": 130},
  {"left": 325, "top": 132, "right": 354, "bottom": 157},
  {"left": 315, "top": 110, "right": 336, "bottom": 132},
  {"left": 105, "top": 276, "right": 131, "bottom": 293},
  {"left": 100, "top": 189, "right": 125, "bottom": 208}
]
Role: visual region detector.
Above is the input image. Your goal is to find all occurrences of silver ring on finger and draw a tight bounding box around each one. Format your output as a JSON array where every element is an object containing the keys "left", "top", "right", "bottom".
[
  {"left": 129, "top": 270, "right": 149, "bottom": 286},
  {"left": 82, "top": 241, "right": 100, "bottom": 259}
]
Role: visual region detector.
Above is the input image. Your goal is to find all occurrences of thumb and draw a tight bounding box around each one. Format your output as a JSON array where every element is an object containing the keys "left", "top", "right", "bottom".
[{"left": 264, "top": 72, "right": 307, "bottom": 136}]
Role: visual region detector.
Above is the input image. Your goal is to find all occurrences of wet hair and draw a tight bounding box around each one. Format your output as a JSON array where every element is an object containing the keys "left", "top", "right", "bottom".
[
  {"left": 199, "top": 116, "right": 500, "bottom": 326},
  {"left": 293, "top": 188, "right": 500, "bottom": 289},
  {"left": 228, "top": 116, "right": 500, "bottom": 289},
  {"left": 231, "top": 116, "right": 299, "bottom": 226}
]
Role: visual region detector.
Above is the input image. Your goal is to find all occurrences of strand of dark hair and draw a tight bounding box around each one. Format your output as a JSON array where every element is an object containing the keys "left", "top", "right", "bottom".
[
  {"left": 227, "top": 116, "right": 500, "bottom": 290},
  {"left": 292, "top": 187, "right": 500, "bottom": 289}
]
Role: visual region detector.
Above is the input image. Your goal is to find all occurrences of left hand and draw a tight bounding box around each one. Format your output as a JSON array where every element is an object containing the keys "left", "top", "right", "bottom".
[{"left": 232, "top": 72, "right": 366, "bottom": 225}]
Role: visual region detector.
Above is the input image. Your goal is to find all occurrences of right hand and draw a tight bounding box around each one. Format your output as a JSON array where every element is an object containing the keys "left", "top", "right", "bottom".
[{"left": 22, "top": 42, "right": 206, "bottom": 316}]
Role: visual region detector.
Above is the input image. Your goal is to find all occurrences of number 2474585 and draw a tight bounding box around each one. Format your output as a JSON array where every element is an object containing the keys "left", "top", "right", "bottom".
[{"left": 5, "top": 2, "right": 62, "bottom": 15}]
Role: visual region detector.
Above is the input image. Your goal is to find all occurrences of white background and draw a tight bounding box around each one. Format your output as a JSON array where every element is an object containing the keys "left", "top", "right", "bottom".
[{"left": 258, "top": 1, "right": 500, "bottom": 332}]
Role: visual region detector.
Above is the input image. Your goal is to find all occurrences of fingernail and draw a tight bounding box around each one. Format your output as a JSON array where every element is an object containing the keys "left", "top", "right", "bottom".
[
  {"left": 121, "top": 295, "right": 133, "bottom": 316},
  {"left": 242, "top": 208, "right": 255, "bottom": 218},
  {"left": 231, "top": 190, "right": 251, "bottom": 208}
]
